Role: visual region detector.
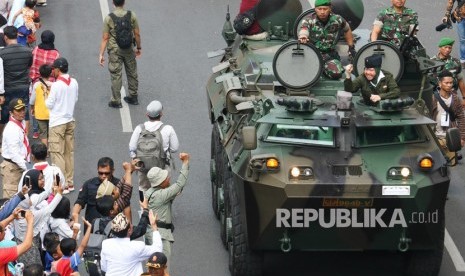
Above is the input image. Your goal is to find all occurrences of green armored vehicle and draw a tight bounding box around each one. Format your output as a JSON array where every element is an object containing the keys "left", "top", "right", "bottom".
[{"left": 207, "top": 0, "right": 462, "bottom": 275}]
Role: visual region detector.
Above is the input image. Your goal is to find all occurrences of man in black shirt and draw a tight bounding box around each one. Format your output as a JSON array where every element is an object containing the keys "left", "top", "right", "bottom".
[
  {"left": 0, "top": 26, "right": 33, "bottom": 136},
  {"left": 72, "top": 157, "right": 121, "bottom": 227}
]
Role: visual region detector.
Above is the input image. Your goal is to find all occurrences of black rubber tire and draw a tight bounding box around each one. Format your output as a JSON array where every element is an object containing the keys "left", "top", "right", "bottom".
[
  {"left": 220, "top": 151, "right": 232, "bottom": 249},
  {"left": 403, "top": 210, "right": 445, "bottom": 276},
  {"left": 228, "top": 178, "right": 263, "bottom": 276},
  {"left": 211, "top": 126, "right": 221, "bottom": 219}
]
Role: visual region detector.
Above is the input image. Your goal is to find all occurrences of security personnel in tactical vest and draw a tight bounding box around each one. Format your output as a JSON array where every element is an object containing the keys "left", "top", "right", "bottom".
[
  {"left": 144, "top": 152, "right": 190, "bottom": 269},
  {"left": 344, "top": 55, "right": 400, "bottom": 106},
  {"left": 431, "top": 37, "right": 465, "bottom": 107},
  {"left": 298, "top": 0, "right": 355, "bottom": 80}
]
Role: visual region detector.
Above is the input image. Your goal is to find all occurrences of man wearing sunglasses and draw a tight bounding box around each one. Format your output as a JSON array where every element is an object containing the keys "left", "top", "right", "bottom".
[{"left": 72, "top": 157, "right": 121, "bottom": 228}]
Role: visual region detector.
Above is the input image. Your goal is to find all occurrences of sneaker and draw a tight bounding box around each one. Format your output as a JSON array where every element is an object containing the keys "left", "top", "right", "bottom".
[
  {"left": 63, "top": 188, "right": 70, "bottom": 195},
  {"left": 36, "top": 2, "right": 47, "bottom": 6},
  {"left": 123, "top": 96, "right": 139, "bottom": 105},
  {"left": 108, "top": 101, "right": 122, "bottom": 108},
  {"left": 32, "top": 132, "right": 39, "bottom": 139},
  {"left": 67, "top": 185, "right": 75, "bottom": 192}
]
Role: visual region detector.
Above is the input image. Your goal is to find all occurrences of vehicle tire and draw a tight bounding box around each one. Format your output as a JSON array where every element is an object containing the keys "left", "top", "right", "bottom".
[
  {"left": 221, "top": 151, "right": 232, "bottom": 249},
  {"left": 211, "top": 126, "right": 222, "bottom": 219},
  {"left": 228, "top": 178, "right": 263, "bottom": 276},
  {"left": 403, "top": 210, "right": 445, "bottom": 276}
]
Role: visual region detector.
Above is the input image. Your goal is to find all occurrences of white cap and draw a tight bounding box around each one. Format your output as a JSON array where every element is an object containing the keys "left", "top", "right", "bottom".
[{"left": 147, "top": 101, "right": 163, "bottom": 117}]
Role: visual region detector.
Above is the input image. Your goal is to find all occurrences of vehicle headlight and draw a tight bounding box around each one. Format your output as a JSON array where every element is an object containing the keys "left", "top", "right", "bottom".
[
  {"left": 387, "top": 167, "right": 412, "bottom": 180},
  {"left": 289, "top": 166, "right": 314, "bottom": 180}
]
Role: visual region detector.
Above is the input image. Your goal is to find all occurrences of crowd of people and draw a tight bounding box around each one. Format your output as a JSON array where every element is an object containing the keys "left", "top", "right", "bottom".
[{"left": 0, "top": 0, "right": 177, "bottom": 275}]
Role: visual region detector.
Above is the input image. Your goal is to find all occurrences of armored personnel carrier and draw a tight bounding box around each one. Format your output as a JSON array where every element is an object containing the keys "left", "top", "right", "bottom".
[{"left": 207, "top": 0, "right": 462, "bottom": 275}]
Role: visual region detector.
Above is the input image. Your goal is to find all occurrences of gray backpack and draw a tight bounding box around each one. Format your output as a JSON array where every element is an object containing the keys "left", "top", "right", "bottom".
[{"left": 136, "top": 124, "right": 166, "bottom": 171}]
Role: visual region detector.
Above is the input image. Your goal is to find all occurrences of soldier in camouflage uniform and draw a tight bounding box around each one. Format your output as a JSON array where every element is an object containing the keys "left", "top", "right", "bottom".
[
  {"left": 371, "top": 0, "right": 418, "bottom": 48},
  {"left": 431, "top": 37, "right": 465, "bottom": 107},
  {"left": 298, "top": 0, "right": 355, "bottom": 80},
  {"left": 443, "top": 0, "right": 465, "bottom": 68}
]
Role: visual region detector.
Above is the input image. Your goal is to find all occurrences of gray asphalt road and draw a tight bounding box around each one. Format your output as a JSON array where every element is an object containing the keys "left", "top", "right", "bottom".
[{"left": 3, "top": 0, "right": 465, "bottom": 275}]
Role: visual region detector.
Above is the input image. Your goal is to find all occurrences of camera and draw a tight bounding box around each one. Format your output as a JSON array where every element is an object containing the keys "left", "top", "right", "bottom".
[
  {"left": 19, "top": 210, "right": 26, "bottom": 217},
  {"left": 436, "top": 22, "right": 452, "bottom": 32},
  {"left": 135, "top": 160, "right": 145, "bottom": 168}
]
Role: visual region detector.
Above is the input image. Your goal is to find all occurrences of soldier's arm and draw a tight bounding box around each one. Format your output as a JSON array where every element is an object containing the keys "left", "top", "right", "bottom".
[
  {"left": 343, "top": 28, "right": 355, "bottom": 48},
  {"left": 371, "top": 13, "right": 384, "bottom": 41},
  {"left": 344, "top": 75, "right": 362, "bottom": 93}
]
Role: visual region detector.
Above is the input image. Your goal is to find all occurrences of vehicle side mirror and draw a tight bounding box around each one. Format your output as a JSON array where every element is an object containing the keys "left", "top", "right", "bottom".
[
  {"left": 242, "top": 126, "right": 257, "bottom": 150},
  {"left": 446, "top": 128, "right": 462, "bottom": 152}
]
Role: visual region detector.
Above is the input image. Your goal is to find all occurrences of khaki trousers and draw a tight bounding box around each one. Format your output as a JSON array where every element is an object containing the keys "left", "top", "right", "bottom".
[
  {"left": 49, "top": 121, "right": 75, "bottom": 187},
  {"left": 108, "top": 48, "right": 138, "bottom": 103},
  {"left": 0, "top": 160, "right": 24, "bottom": 198}
]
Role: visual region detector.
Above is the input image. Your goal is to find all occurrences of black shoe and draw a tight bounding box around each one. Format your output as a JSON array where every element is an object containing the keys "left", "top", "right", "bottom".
[
  {"left": 124, "top": 96, "right": 139, "bottom": 105},
  {"left": 108, "top": 101, "right": 122, "bottom": 108}
]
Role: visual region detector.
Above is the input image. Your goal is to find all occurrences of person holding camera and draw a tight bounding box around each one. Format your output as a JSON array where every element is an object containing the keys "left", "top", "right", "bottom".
[
  {"left": 1, "top": 209, "right": 35, "bottom": 275},
  {"left": 443, "top": 0, "right": 465, "bottom": 68},
  {"left": 128, "top": 100, "right": 179, "bottom": 200},
  {"left": 431, "top": 37, "right": 465, "bottom": 107}
]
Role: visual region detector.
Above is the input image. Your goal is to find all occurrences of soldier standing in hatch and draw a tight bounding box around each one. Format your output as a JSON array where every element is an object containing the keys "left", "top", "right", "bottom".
[
  {"left": 298, "top": 0, "right": 355, "bottom": 80},
  {"left": 442, "top": 0, "right": 465, "bottom": 68},
  {"left": 431, "top": 37, "right": 465, "bottom": 107},
  {"left": 371, "top": 0, "right": 418, "bottom": 47},
  {"left": 99, "top": 0, "right": 141, "bottom": 108}
]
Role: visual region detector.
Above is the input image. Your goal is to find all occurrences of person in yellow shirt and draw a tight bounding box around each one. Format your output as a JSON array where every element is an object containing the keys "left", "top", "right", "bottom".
[{"left": 30, "top": 64, "right": 53, "bottom": 146}]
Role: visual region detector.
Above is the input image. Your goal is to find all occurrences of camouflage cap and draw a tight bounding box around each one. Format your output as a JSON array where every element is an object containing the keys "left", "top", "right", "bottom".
[
  {"left": 315, "top": 0, "right": 331, "bottom": 7},
  {"left": 438, "top": 37, "right": 455, "bottom": 47},
  {"left": 111, "top": 213, "right": 130, "bottom": 233}
]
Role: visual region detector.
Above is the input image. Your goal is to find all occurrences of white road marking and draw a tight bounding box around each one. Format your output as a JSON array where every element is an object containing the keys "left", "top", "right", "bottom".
[
  {"left": 99, "top": 0, "right": 133, "bottom": 133},
  {"left": 445, "top": 228, "right": 465, "bottom": 272}
]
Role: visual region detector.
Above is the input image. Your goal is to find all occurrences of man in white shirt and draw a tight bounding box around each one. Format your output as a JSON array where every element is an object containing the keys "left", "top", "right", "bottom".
[
  {"left": 128, "top": 100, "right": 179, "bottom": 197},
  {"left": 1, "top": 98, "right": 29, "bottom": 198},
  {"left": 45, "top": 57, "right": 78, "bottom": 192},
  {"left": 100, "top": 212, "right": 163, "bottom": 276}
]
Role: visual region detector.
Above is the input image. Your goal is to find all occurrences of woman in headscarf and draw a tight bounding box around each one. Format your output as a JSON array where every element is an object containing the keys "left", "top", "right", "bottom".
[
  {"left": 344, "top": 54, "right": 400, "bottom": 106},
  {"left": 29, "top": 30, "right": 60, "bottom": 81},
  {"left": 13, "top": 169, "right": 64, "bottom": 267}
]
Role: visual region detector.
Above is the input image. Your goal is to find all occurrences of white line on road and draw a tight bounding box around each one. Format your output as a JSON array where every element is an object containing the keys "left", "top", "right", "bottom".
[
  {"left": 445, "top": 228, "right": 465, "bottom": 272},
  {"left": 99, "top": 0, "right": 133, "bottom": 133}
]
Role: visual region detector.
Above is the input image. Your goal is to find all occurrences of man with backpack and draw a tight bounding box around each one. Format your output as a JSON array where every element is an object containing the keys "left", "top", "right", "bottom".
[
  {"left": 128, "top": 100, "right": 179, "bottom": 199},
  {"left": 98, "top": 0, "right": 141, "bottom": 108}
]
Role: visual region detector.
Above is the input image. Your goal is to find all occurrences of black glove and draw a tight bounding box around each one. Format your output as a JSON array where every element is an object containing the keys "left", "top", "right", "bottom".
[{"left": 348, "top": 45, "right": 357, "bottom": 61}]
